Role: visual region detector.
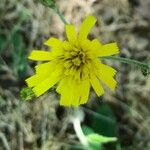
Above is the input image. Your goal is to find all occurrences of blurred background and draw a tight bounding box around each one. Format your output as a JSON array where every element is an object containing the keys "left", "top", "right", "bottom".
[{"left": 0, "top": 0, "right": 150, "bottom": 149}]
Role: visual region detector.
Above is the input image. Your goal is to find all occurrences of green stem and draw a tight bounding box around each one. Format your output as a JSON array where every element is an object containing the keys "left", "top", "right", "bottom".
[
  {"left": 53, "top": 5, "right": 68, "bottom": 24},
  {"left": 39, "top": 0, "right": 68, "bottom": 24},
  {"left": 101, "top": 56, "right": 150, "bottom": 75},
  {"left": 101, "top": 56, "right": 148, "bottom": 68}
]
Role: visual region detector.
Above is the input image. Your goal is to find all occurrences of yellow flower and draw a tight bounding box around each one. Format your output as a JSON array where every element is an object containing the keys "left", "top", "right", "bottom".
[{"left": 26, "top": 15, "right": 119, "bottom": 106}]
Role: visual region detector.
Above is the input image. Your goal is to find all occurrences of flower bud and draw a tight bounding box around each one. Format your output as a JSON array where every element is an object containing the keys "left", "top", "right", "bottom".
[{"left": 20, "top": 87, "right": 35, "bottom": 101}]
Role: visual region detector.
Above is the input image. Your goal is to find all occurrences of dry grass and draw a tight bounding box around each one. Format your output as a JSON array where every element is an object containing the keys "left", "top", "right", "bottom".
[{"left": 0, "top": 0, "right": 150, "bottom": 149}]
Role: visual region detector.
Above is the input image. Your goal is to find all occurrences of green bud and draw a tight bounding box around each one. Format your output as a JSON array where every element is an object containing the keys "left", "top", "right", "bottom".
[
  {"left": 39, "top": 0, "right": 56, "bottom": 8},
  {"left": 20, "top": 87, "right": 35, "bottom": 101}
]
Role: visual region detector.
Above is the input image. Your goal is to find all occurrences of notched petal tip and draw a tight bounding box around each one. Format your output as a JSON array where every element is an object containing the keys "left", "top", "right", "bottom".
[
  {"left": 25, "top": 78, "right": 31, "bottom": 87},
  {"left": 111, "top": 42, "right": 120, "bottom": 54},
  {"left": 28, "top": 50, "right": 55, "bottom": 61},
  {"left": 25, "top": 75, "right": 38, "bottom": 88},
  {"left": 78, "top": 15, "right": 97, "bottom": 40},
  {"left": 97, "top": 42, "right": 120, "bottom": 57}
]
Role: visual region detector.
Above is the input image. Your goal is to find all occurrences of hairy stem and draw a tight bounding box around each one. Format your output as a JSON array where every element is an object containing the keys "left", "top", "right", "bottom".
[
  {"left": 72, "top": 117, "right": 88, "bottom": 147},
  {"left": 101, "top": 56, "right": 150, "bottom": 74}
]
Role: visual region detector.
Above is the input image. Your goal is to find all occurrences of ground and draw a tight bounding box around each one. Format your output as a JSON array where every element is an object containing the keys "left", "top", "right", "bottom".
[{"left": 0, "top": 0, "right": 150, "bottom": 149}]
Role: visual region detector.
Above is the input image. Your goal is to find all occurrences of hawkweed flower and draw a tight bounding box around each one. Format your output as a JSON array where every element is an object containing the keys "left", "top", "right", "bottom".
[{"left": 26, "top": 15, "right": 119, "bottom": 106}]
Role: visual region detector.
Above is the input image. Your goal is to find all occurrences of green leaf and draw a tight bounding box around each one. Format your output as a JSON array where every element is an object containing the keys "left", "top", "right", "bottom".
[
  {"left": 82, "top": 126, "right": 117, "bottom": 150},
  {"left": 11, "top": 31, "right": 23, "bottom": 51},
  {"left": 87, "top": 134, "right": 117, "bottom": 144},
  {"left": 89, "top": 142, "right": 102, "bottom": 150},
  {"left": 82, "top": 125, "right": 95, "bottom": 136},
  {"left": 11, "top": 31, "right": 28, "bottom": 79},
  {"left": 19, "top": 8, "right": 31, "bottom": 22},
  {"left": 91, "top": 103, "right": 117, "bottom": 137}
]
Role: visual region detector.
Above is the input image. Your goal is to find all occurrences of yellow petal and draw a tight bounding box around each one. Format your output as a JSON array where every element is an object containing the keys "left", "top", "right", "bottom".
[
  {"left": 78, "top": 15, "right": 96, "bottom": 41},
  {"left": 80, "top": 39, "right": 91, "bottom": 51},
  {"left": 25, "top": 73, "right": 48, "bottom": 88},
  {"left": 59, "top": 78, "right": 72, "bottom": 106},
  {"left": 97, "top": 42, "right": 119, "bottom": 57},
  {"left": 59, "top": 78, "right": 80, "bottom": 106},
  {"left": 26, "top": 61, "right": 59, "bottom": 87},
  {"left": 60, "top": 92, "right": 71, "bottom": 106},
  {"left": 90, "top": 39, "right": 102, "bottom": 54},
  {"left": 62, "top": 41, "right": 72, "bottom": 51},
  {"left": 91, "top": 39, "right": 102, "bottom": 47},
  {"left": 28, "top": 50, "right": 54, "bottom": 61},
  {"left": 65, "top": 25, "right": 77, "bottom": 44},
  {"left": 96, "top": 61, "right": 117, "bottom": 77},
  {"left": 56, "top": 78, "right": 67, "bottom": 94},
  {"left": 90, "top": 75, "right": 104, "bottom": 96},
  {"left": 44, "top": 37, "right": 61, "bottom": 46},
  {"left": 35, "top": 61, "right": 55, "bottom": 74},
  {"left": 97, "top": 73, "right": 117, "bottom": 90},
  {"left": 70, "top": 81, "right": 80, "bottom": 106},
  {"left": 26, "top": 75, "right": 39, "bottom": 87},
  {"left": 79, "top": 80, "right": 90, "bottom": 104},
  {"left": 32, "top": 69, "right": 61, "bottom": 96}
]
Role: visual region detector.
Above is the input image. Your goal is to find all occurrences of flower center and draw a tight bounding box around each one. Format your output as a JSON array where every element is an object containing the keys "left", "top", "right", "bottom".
[
  {"left": 62, "top": 46, "right": 91, "bottom": 79},
  {"left": 63, "top": 47, "right": 88, "bottom": 69},
  {"left": 71, "top": 50, "right": 86, "bottom": 66}
]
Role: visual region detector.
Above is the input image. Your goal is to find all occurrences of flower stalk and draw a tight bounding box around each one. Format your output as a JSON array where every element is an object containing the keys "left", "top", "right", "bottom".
[
  {"left": 39, "top": 0, "right": 68, "bottom": 24},
  {"left": 101, "top": 56, "right": 150, "bottom": 76},
  {"left": 71, "top": 108, "right": 88, "bottom": 147},
  {"left": 72, "top": 117, "right": 88, "bottom": 147},
  {"left": 53, "top": 6, "right": 68, "bottom": 24}
]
